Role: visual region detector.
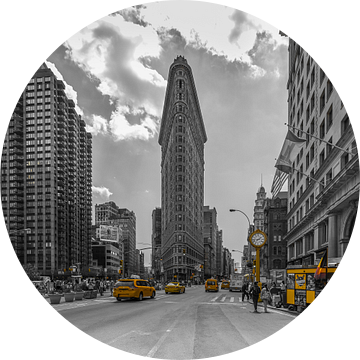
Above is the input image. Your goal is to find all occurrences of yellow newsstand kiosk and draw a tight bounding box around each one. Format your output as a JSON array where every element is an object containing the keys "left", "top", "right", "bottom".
[{"left": 286, "top": 266, "right": 337, "bottom": 310}]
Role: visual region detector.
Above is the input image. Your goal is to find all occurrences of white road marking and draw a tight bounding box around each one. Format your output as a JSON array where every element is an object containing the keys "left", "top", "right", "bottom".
[
  {"left": 220, "top": 297, "right": 226, "bottom": 302},
  {"left": 230, "top": 297, "right": 234, "bottom": 303},
  {"left": 211, "top": 296, "right": 219, "bottom": 302}
]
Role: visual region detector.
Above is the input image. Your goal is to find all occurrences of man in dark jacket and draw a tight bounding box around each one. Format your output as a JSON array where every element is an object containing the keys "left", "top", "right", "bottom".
[
  {"left": 241, "top": 282, "right": 249, "bottom": 302},
  {"left": 250, "top": 282, "right": 261, "bottom": 313}
]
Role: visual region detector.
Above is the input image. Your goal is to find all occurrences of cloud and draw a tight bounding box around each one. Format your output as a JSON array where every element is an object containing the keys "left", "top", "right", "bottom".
[
  {"left": 92, "top": 186, "right": 113, "bottom": 199},
  {"left": 247, "top": 31, "right": 287, "bottom": 77},
  {"left": 109, "top": 104, "right": 159, "bottom": 141},
  {"left": 228, "top": 10, "right": 254, "bottom": 44},
  {"left": 45, "top": 61, "right": 84, "bottom": 116},
  {"left": 86, "top": 115, "right": 109, "bottom": 135},
  {"left": 63, "top": 13, "right": 166, "bottom": 141}
]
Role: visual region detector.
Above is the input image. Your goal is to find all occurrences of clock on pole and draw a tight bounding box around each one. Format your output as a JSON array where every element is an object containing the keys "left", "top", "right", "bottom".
[{"left": 249, "top": 229, "right": 267, "bottom": 282}]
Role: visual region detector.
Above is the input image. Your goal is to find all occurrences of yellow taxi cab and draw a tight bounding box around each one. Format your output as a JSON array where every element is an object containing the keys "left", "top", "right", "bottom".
[
  {"left": 165, "top": 281, "right": 186, "bottom": 294},
  {"left": 221, "top": 280, "right": 230, "bottom": 289},
  {"left": 205, "top": 278, "right": 219, "bottom": 292},
  {"left": 113, "top": 278, "right": 156, "bottom": 301}
]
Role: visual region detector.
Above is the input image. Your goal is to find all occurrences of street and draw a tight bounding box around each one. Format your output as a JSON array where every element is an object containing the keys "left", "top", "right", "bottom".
[{"left": 51, "top": 286, "right": 297, "bottom": 359}]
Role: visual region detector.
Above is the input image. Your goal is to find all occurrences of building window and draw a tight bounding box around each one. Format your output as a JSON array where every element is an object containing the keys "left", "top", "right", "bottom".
[
  {"left": 319, "top": 119, "right": 325, "bottom": 139},
  {"left": 326, "top": 169, "right": 333, "bottom": 186},
  {"left": 320, "top": 90, "right": 326, "bottom": 114},
  {"left": 326, "top": 105, "right": 333, "bottom": 131},
  {"left": 319, "top": 149, "right": 325, "bottom": 166},
  {"left": 327, "top": 80, "right": 333, "bottom": 100}
]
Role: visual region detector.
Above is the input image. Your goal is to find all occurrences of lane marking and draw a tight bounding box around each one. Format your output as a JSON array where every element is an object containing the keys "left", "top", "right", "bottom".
[
  {"left": 230, "top": 297, "right": 234, "bottom": 303},
  {"left": 220, "top": 297, "right": 226, "bottom": 302},
  {"left": 211, "top": 296, "right": 219, "bottom": 302}
]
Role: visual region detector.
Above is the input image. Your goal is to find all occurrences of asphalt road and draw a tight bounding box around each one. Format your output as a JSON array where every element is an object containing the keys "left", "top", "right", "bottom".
[{"left": 52, "top": 286, "right": 297, "bottom": 359}]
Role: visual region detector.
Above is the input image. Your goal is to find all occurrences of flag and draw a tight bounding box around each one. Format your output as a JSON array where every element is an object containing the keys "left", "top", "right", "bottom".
[
  {"left": 275, "top": 130, "right": 306, "bottom": 174},
  {"left": 314, "top": 249, "right": 328, "bottom": 280},
  {"left": 271, "top": 168, "right": 288, "bottom": 198}
]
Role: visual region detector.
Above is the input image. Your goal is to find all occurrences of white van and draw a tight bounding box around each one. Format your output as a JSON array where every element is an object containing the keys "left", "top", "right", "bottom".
[{"left": 229, "top": 273, "right": 243, "bottom": 292}]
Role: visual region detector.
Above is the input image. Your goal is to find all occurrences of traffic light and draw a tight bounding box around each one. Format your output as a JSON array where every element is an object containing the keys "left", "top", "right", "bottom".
[
  {"left": 120, "top": 260, "right": 123, "bottom": 267},
  {"left": 253, "top": 260, "right": 256, "bottom": 266},
  {"left": 183, "top": 248, "right": 186, "bottom": 255}
]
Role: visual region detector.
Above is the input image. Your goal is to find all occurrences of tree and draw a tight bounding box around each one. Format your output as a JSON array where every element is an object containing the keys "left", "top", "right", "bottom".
[{"left": 22, "top": 263, "right": 42, "bottom": 281}]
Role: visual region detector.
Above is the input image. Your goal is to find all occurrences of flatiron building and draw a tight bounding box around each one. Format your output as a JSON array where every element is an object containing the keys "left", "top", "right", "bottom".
[{"left": 159, "top": 56, "right": 207, "bottom": 282}]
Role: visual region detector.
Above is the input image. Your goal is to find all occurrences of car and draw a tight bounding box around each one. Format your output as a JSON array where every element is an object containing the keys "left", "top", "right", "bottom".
[
  {"left": 221, "top": 280, "right": 230, "bottom": 289},
  {"left": 113, "top": 279, "right": 156, "bottom": 301},
  {"left": 205, "top": 278, "right": 219, "bottom": 292},
  {"left": 165, "top": 281, "right": 186, "bottom": 294}
]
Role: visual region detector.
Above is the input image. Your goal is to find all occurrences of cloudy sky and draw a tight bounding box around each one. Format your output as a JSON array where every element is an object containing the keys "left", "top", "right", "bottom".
[{"left": 45, "top": 1, "right": 289, "bottom": 265}]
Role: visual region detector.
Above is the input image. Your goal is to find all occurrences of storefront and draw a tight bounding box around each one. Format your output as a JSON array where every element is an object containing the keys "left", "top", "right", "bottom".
[{"left": 286, "top": 265, "right": 336, "bottom": 310}]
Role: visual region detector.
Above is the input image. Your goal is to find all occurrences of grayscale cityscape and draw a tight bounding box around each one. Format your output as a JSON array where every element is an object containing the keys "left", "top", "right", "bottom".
[{"left": 1, "top": 1, "right": 359, "bottom": 360}]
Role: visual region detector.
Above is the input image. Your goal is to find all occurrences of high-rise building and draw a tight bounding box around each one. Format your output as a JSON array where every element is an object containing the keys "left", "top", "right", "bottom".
[
  {"left": 203, "top": 206, "right": 217, "bottom": 279},
  {"left": 1, "top": 63, "right": 92, "bottom": 277},
  {"left": 216, "top": 229, "right": 223, "bottom": 277},
  {"left": 159, "top": 56, "right": 207, "bottom": 282},
  {"left": 277, "top": 37, "right": 359, "bottom": 266},
  {"left": 151, "top": 207, "right": 162, "bottom": 281}
]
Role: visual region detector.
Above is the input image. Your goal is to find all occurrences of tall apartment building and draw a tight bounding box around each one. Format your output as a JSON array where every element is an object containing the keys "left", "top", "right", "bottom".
[
  {"left": 1, "top": 63, "right": 92, "bottom": 276},
  {"left": 279, "top": 38, "right": 359, "bottom": 266},
  {"left": 159, "top": 56, "right": 207, "bottom": 282}
]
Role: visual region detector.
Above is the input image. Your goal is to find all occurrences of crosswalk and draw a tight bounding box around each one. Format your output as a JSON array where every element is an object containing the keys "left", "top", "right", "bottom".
[{"left": 210, "top": 295, "right": 244, "bottom": 304}]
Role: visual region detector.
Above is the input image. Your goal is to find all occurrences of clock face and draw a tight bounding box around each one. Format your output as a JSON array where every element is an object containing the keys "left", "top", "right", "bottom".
[{"left": 250, "top": 231, "right": 267, "bottom": 247}]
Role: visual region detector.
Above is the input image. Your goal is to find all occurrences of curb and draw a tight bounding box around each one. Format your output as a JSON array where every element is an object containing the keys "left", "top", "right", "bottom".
[{"left": 248, "top": 300, "right": 298, "bottom": 315}]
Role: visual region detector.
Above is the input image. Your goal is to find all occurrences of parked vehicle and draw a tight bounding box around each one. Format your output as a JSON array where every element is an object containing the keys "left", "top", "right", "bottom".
[{"left": 229, "top": 273, "right": 243, "bottom": 292}]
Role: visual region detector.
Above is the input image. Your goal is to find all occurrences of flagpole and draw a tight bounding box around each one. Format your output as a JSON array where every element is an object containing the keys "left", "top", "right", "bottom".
[
  {"left": 274, "top": 159, "right": 324, "bottom": 186},
  {"left": 285, "top": 123, "right": 354, "bottom": 156}
]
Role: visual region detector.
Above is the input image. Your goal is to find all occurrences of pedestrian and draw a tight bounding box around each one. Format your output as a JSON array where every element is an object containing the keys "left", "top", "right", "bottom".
[
  {"left": 241, "top": 282, "right": 249, "bottom": 301},
  {"left": 249, "top": 282, "right": 261, "bottom": 313},
  {"left": 110, "top": 280, "right": 114, "bottom": 296},
  {"left": 280, "top": 281, "right": 286, "bottom": 291},
  {"left": 99, "top": 280, "right": 104, "bottom": 296},
  {"left": 261, "top": 284, "right": 271, "bottom": 313}
]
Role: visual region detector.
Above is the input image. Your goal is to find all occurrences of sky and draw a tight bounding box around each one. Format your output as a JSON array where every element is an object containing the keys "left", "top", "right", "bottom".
[{"left": 45, "top": 1, "right": 289, "bottom": 266}]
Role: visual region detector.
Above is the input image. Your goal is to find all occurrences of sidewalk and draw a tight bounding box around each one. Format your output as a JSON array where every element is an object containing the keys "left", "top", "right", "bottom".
[
  {"left": 42, "top": 285, "right": 199, "bottom": 305},
  {"left": 247, "top": 298, "right": 298, "bottom": 315},
  {"left": 45, "top": 289, "right": 113, "bottom": 304}
]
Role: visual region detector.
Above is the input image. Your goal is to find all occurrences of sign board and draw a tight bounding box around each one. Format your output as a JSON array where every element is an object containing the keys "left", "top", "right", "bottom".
[{"left": 99, "top": 225, "right": 118, "bottom": 242}]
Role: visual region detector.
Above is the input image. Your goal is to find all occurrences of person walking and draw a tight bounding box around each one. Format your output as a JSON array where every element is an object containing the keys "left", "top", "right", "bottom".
[
  {"left": 261, "top": 284, "right": 271, "bottom": 313},
  {"left": 99, "top": 280, "right": 104, "bottom": 296},
  {"left": 241, "top": 282, "right": 249, "bottom": 301},
  {"left": 249, "top": 282, "right": 261, "bottom": 313},
  {"left": 110, "top": 280, "right": 114, "bottom": 296}
]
